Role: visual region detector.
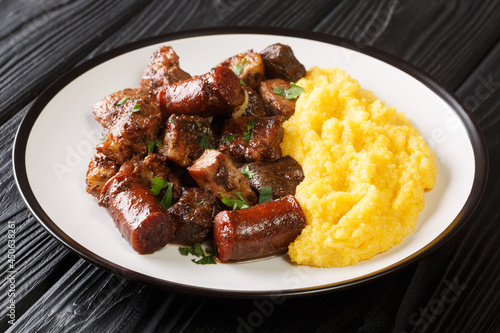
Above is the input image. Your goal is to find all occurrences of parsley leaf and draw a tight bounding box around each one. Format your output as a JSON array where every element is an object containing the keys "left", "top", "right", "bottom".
[
  {"left": 150, "top": 177, "right": 173, "bottom": 210},
  {"left": 116, "top": 96, "right": 129, "bottom": 106},
  {"left": 130, "top": 103, "right": 141, "bottom": 113},
  {"left": 273, "top": 83, "right": 304, "bottom": 100},
  {"left": 240, "top": 165, "right": 255, "bottom": 179},
  {"left": 221, "top": 191, "right": 249, "bottom": 210},
  {"left": 198, "top": 132, "right": 214, "bottom": 149},
  {"left": 242, "top": 118, "right": 257, "bottom": 142},
  {"left": 178, "top": 243, "right": 217, "bottom": 265},
  {"left": 222, "top": 134, "right": 237, "bottom": 143},
  {"left": 259, "top": 186, "right": 273, "bottom": 204},
  {"left": 148, "top": 140, "right": 161, "bottom": 153},
  {"left": 232, "top": 58, "right": 247, "bottom": 77}
]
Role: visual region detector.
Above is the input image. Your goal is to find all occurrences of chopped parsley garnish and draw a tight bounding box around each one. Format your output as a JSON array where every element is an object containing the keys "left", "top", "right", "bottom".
[
  {"left": 99, "top": 136, "right": 105, "bottom": 142},
  {"left": 116, "top": 96, "right": 129, "bottom": 106},
  {"left": 178, "top": 243, "right": 216, "bottom": 265},
  {"left": 198, "top": 132, "right": 214, "bottom": 149},
  {"left": 232, "top": 58, "right": 247, "bottom": 77},
  {"left": 242, "top": 118, "right": 257, "bottom": 142},
  {"left": 130, "top": 103, "right": 141, "bottom": 113},
  {"left": 147, "top": 140, "right": 162, "bottom": 153},
  {"left": 196, "top": 123, "right": 202, "bottom": 128},
  {"left": 222, "top": 133, "right": 237, "bottom": 143},
  {"left": 273, "top": 83, "right": 304, "bottom": 100},
  {"left": 240, "top": 165, "right": 255, "bottom": 179},
  {"left": 150, "top": 177, "right": 173, "bottom": 210},
  {"left": 258, "top": 186, "right": 273, "bottom": 204},
  {"left": 221, "top": 191, "right": 249, "bottom": 210},
  {"left": 170, "top": 119, "right": 178, "bottom": 125}
]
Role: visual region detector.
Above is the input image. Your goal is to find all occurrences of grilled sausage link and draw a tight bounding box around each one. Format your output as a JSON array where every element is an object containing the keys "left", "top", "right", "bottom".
[
  {"left": 157, "top": 66, "right": 246, "bottom": 117},
  {"left": 213, "top": 195, "right": 306, "bottom": 262},
  {"left": 100, "top": 172, "right": 175, "bottom": 254}
]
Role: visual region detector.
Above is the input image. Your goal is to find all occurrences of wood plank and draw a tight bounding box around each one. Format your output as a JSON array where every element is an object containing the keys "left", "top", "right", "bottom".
[{"left": 1, "top": 0, "right": 499, "bottom": 331}]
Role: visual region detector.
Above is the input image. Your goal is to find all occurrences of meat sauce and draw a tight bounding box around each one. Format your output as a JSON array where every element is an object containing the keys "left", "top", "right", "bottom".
[{"left": 85, "top": 43, "right": 307, "bottom": 262}]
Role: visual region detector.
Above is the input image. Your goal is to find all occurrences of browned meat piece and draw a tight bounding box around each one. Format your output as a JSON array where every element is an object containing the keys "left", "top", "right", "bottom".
[
  {"left": 187, "top": 149, "right": 258, "bottom": 205},
  {"left": 260, "top": 43, "right": 306, "bottom": 82},
  {"left": 258, "top": 79, "right": 297, "bottom": 120},
  {"left": 140, "top": 45, "right": 191, "bottom": 94},
  {"left": 217, "top": 50, "right": 265, "bottom": 90},
  {"left": 122, "top": 154, "right": 184, "bottom": 204},
  {"left": 158, "top": 114, "right": 217, "bottom": 167},
  {"left": 240, "top": 156, "right": 304, "bottom": 199},
  {"left": 86, "top": 152, "right": 119, "bottom": 198},
  {"left": 95, "top": 93, "right": 163, "bottom": 164},
  {"left": 232, "top": 86, "right": 267, "bottom": 119},
  {"left": 168, "top": 188, "right": 222, "bottom": 245},
  {"left": 157, "top": 66, "right": 246, "bottom": 117},
  {"left": 100, "top": 172, "right": 175, "bottom": 254},
  {"left": 93, "top": 88, "right": 144, "bottom": 130},
  {"left": 217, "top": 116, "right": 284, "bottom": 163},
  {"left": 213, "top": 195, "right": 306, "bottom": 262}
]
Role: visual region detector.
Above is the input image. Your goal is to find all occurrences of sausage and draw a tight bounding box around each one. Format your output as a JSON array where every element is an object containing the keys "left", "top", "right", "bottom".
[
  {"left": 100, "top": 172, "right": 175, "bottom": 254},
  {"left": 213, "top": 195, "right": 306, "bottom": 262},
  {"left": 157, "top": 66, "right": 246, "bottom": 117}
]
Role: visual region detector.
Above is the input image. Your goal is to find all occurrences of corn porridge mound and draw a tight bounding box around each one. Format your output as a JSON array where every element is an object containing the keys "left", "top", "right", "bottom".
[{"left": 282, "top": 67, "right": 437, "bottom": 268}]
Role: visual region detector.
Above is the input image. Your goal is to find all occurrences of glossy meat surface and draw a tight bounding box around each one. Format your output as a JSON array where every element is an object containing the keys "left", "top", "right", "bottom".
[
  {"left": 217, "top": 50, "right": 265, "bottom": 90},
  {"left": 213, "top": 195, "right": 306, "bottom": 262},
  {"left": 157, "top": 66, "right": 246, "bottom": 117},
  {"left": 218, "top": 116, "right": 284, "bottom": 163},
  {"left": 168, "top": 187, "right": 222, "bottom": 245},
  {"left": 258, "top": 79, "right": 297, "bottom": 120},
  {"left": 85, "top": 152, "right": 119, "bottom": 198},
  {"left": 260, "top": 43, "right": 306, "bottom": 82},
  {"left": 187, "top": 149, "right": 258, "bottom": 205},
  {"left": 94, "top": 91, "right": 163, "bottom": 164},
  {"left": 158, "top": 114, "right": 216, "bottom": 167},
  {"left": 100, "top": 172, "right": 175, "bottom": 254},
  {"left": 240, "top": 156, "right": 304, "bottom": 199},
  {"left": 140, "top": 45, "right": 191, "bottom": 94}
]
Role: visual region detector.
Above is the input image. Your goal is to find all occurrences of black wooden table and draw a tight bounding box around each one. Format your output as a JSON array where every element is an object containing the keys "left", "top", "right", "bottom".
[{"left": 1, "top": 1, "right": 499, "bottom": 332}]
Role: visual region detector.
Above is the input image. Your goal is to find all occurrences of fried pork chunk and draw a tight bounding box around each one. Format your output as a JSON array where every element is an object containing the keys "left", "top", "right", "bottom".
[
  {"left": 93, "top": 91, "right": 163, "bottom": 164},
  {"left": 188, "top": 149, "right": 258, "bottom": 205},
  {"left": 260, "top": 43, "right": 306, "bottom": 82},
  {"left": 217, "top": 116, "right": 284, "bottom": 163},
  {"left": 240, "top": 156, "right": 304, "bottom": 199},
  {"left": 168, "top": 188, "right": 222, "bottom": 245},
  {"left": 85, "top": 152, "right": 119, "bottom": 198},
  {"left": 119, "top": 154, "right": 184, "bottom": 204},
  {"left": 140, "top": 45, "right": 191, "bottom": 94},
  {"left": 217, "top": 49, "right": 265, "bottom": 90},
  {"left": 258, "top": 79, "right": 297, "bottom": 120},
  {"left": 158, "top": 114, "right": 217, "bottom": 167}
]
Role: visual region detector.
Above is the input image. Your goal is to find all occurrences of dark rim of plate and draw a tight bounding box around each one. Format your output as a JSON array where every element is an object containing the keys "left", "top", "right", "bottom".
[{"left": 12, "top": 26, "right": 489, "bottom": 299}]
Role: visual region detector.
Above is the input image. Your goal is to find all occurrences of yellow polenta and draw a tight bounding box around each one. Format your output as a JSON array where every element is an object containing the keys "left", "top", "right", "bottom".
[{"left": 282, "top": 67, "right": 437, "bottom": 268}]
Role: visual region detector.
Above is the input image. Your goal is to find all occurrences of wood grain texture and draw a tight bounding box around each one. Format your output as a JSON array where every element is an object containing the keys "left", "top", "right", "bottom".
[{"left": 0, "top": 0, "right": 499, "bottom": 332}]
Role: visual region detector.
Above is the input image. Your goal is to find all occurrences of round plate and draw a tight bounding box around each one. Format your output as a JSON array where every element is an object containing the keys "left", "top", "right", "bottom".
[{"left": 12, "top": 27, "right": 488, "bottom": 298}]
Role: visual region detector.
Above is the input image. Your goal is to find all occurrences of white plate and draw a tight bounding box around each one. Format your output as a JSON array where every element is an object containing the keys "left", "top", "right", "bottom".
[{"left": 13, "top": 28, "right": 488, "bottom": 297}]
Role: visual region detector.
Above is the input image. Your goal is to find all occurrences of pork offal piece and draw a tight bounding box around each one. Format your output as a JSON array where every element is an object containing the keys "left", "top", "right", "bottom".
[
  {"left": 260, "top": 43, "right": 306, "bottom": 82},
  {"left": 100, "top": 172, "right": 175, "bottom": 254},
  {"left": 86, "top": 152, "right": 119, "bottom": 198},
  {"left": 213, "top": 195, "right": 306, "bottom": 262},
  {"left": 217, "top": 49, "right": 265, "bottom": 90},
  {"left": 157, "top": 66, "right": 246, "bottom": 117},
  {"left": 258, "top": 79, "right": 297, "bottom": 120},
  {"left": 95, "top": 92, "right": 163, "bottom": 164},
  {"left": 158, "top": 114, "right": 217, "bottom": 167},
  {"left": 168, "top": 188, "right": 222, "bottom": 245},
  {"left": 217, "top": 116, "right": 284, "bottom": 163},
  {"left": 140, "top": 45, "right": 191, "bottom": 94},
  {"left": 240, "top": 156, "right": 304, "bottom": 199},
  {"left": 187, "top": 149, "right": 258, "bottom": 205},
  {"left": 93, "top": 88, "right": 145, "bottom": 130}
]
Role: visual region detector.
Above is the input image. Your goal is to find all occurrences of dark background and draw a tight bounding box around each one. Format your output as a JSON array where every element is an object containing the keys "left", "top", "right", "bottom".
[{"left": 1, "top": 0, "right": 499, "bottom": 332}]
